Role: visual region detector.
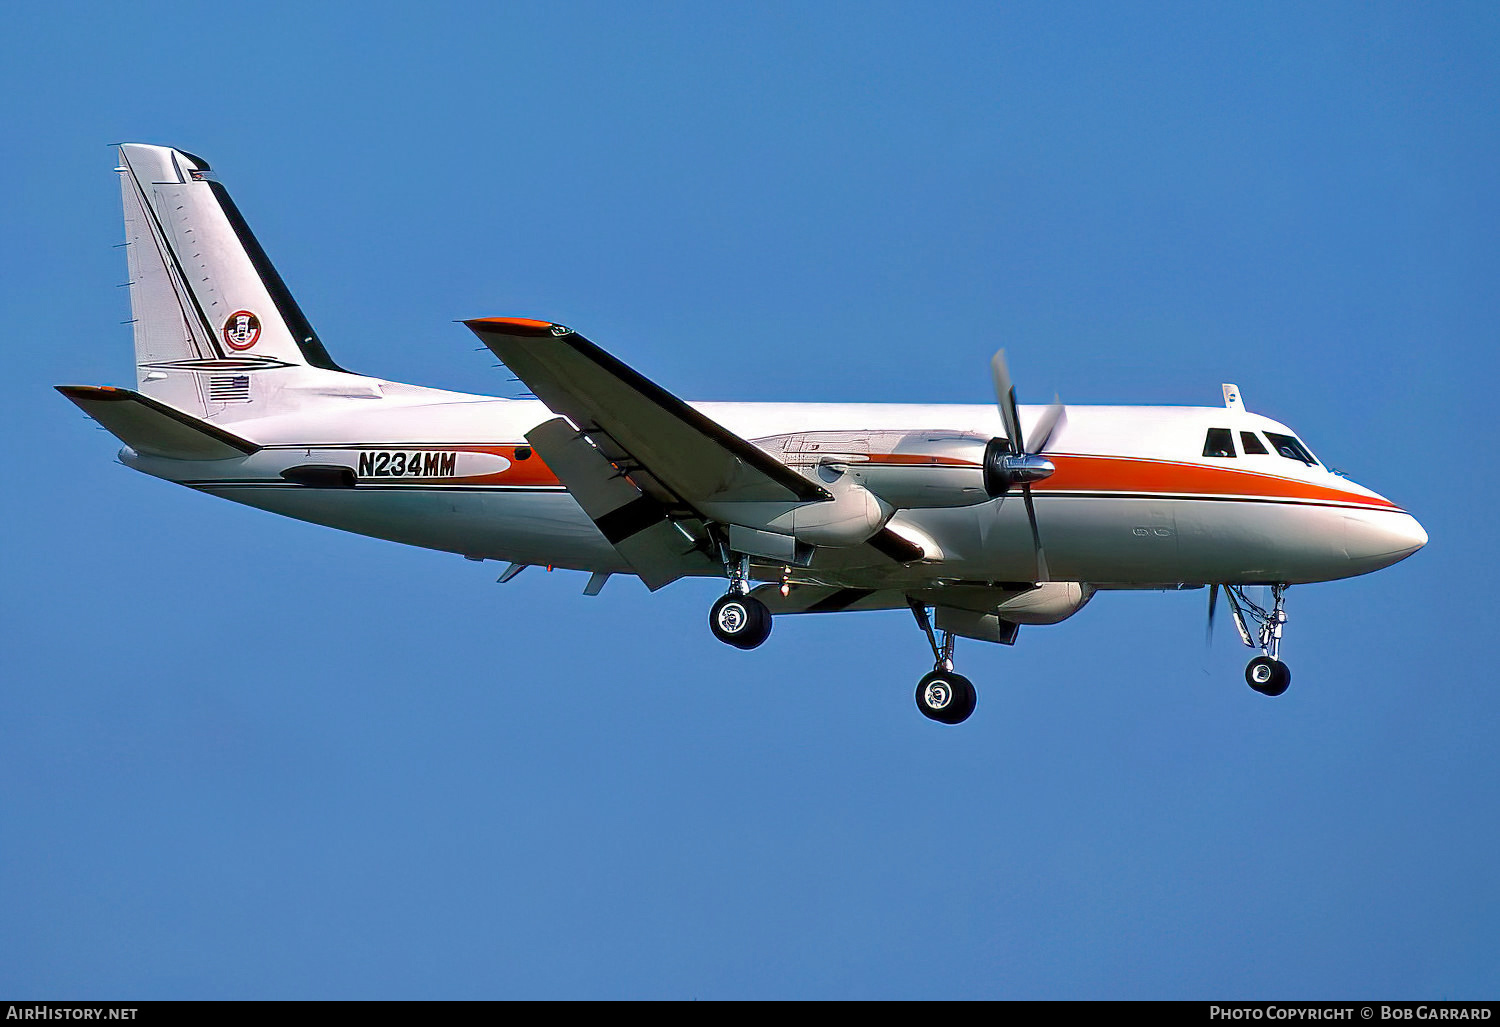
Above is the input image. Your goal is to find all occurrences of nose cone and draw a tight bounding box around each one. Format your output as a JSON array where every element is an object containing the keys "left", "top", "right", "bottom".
[
  {"left": 1397, "top": 514, "right": 1429, "bottom": 554},
  {"left": 1343, "top": 509, "right": 1427, "bottom": 575}
]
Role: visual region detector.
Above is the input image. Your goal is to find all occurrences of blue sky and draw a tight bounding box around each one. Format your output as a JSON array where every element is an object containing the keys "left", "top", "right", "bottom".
[{"left": 3, "top": 0, "right": 1496, "bottom": 999}]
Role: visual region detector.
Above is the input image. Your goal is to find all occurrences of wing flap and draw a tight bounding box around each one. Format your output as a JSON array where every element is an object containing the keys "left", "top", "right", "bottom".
[
  {"left": 526, "top": 416, "right": 716, "bottom": 591},
  {"left": 57, "top": 385, "right": 258, "bottom": 460},
  {"left": 933, "top": 607, "right": 1020, "bottom": 645},
  {"left": 748, "top": 584, "right": 911, "bottom": 614},
  {"left": 748, "top": 584, "right": 1021, "bottom": 645}
]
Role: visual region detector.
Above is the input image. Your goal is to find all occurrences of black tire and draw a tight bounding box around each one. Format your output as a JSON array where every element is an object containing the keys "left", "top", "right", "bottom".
[
  {"left": 709, "top": 593, "right": 772, "bottom": 650},
  {"left": 1263, "top": 660, "right": 1291, "bottom": 696},
  {"left": 915, "top": 670, "right": 977, "bottom": 725},
  {"left": 1246, "top": 656, "right": 1291, "bottom": 696}
]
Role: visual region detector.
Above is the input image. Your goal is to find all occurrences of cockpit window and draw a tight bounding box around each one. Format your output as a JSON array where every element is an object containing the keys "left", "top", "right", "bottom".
[
  {"left": 1202, "top": 428, "right": 1236, "bottom": 458},
  {"left": 1239, "top": 431, "right": 1269, "bottom": 455},
  {"left": 1264, "top": 432, "right": 1318, "bottom": 466}
]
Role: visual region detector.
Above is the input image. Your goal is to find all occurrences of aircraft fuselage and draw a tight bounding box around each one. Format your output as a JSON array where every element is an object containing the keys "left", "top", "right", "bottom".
[{"left": 120, "top": 383, "right": 1425, "bottom": 589}]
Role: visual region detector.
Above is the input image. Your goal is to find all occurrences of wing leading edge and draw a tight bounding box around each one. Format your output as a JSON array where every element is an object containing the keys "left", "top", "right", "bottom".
[{"left": 466, "top": 318, "right": 829, "bottom": 509}]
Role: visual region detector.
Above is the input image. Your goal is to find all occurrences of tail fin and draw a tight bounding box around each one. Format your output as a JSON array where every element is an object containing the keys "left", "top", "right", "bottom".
[{"left": 115, "top": 143, "right": 349, "bottom": 416}]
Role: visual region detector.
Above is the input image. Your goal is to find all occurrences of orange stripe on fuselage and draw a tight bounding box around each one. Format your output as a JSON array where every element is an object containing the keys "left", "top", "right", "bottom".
[
  {"left": 1034, "top": 454, "right": 1398, "bottom": 509},
  {"left": 384, "top": 446, "right": 1395, "bottom": 510},
  {"left": 854, "top": 452, "right": 1395, "bottom": 508},
  {"left": 443, "top": 444, "right": 562, "bottom": 487}
]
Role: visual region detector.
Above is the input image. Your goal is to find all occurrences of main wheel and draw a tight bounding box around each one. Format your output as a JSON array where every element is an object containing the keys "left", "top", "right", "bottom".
[
  {"left": 709, "top": 593, "right": 772, "bottom": 650},
  {"left": 915, "top": 670, "right": 977, "bottom": 725},
  {"left": 1245, "top": 656, "right": 1291, "bottom": 696}
]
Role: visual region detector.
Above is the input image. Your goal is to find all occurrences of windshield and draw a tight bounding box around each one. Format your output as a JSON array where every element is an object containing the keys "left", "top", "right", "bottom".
[{"left": 1263, "top": 432, "right": 1318, "bottom": 466}]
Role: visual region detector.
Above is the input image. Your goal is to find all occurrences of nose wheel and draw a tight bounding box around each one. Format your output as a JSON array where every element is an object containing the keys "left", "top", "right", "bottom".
[
  {"left": 1220, "top": 584, "right": 1294, "bottom": 697},
  {"left": 1245, "top": 655, "right": 1291, "bottom": 696}
]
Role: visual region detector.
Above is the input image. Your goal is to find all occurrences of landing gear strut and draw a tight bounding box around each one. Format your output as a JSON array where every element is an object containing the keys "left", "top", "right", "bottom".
[
  {"left": 908, "top": 600, "right": 976, "bottom": 724},
  {"left": 708, "top": 550, "right": 772, "bottom": 650},
  {"left": 1222, "top": 584, "right": 1292, "bottom": 696}
]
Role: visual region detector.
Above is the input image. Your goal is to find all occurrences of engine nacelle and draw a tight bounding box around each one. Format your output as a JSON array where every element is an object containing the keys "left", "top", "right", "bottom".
[
  {"left": 714, "top": 429, "right": 1062, "bottom": 552},
  {"left": 993, "top": 581, "right": 1094, "bottom": 624},
  {"left": 931, "top": 582, "right": 1095, "bottom": 644},
  {"left": 780, "top": 479, "right": 890, "bottom": 547},
  {"left": 755, "top": 430, "right": 1049, "bottom": 510},
  {"left": 851, "top": 432, "right": 995, "bottom": 509},
  {"left": 700, "top": 474, "right": 893, "bottom": 553}
]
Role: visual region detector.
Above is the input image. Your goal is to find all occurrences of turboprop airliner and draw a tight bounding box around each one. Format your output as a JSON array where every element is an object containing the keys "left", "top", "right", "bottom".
[{"left": 59, "top": 144, "right": 1427, "bottom": 724}]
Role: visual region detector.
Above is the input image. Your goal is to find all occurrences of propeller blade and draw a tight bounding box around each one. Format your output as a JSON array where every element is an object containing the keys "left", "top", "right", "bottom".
[
  {"left": 1021, "top": 484, "right": 1049, "bottom": 582},
  {"left": 1205, "top": 584, "right": 1219, "bottom": 651},
  {"left": 994, "top": 350, "right": 1053, "bottom": 581},
  {"left": 990, "top": 349, "right": 1024, "bottom": 454},
  {"left": 1030, "top": 395, "right": 1067, "bottom": 453}
]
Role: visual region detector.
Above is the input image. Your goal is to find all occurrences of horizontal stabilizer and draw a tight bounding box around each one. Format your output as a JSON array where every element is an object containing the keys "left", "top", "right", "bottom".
[{"left": 56, "top": 385, "right": 258, "bottom": 460}]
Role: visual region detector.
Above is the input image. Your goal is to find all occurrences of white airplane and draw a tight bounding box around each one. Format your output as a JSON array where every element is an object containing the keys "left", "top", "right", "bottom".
[{"left": 60, "top": 144, "right": 1427, "bottom": 724}]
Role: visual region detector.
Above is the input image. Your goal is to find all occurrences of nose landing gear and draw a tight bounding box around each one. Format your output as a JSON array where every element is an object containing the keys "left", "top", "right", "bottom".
[
  {"left": 1221, "top": 584, "right": 1292, "bottom": 697},
  {"left": 1245, "top": 655, "right": 1290, "bottom": 696},
  {"left": 907, "top": 599, "right": 977, "bottom": 724}
]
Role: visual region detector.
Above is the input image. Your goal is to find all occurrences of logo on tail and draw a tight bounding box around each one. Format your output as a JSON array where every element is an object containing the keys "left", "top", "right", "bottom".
[{"left": 222, "top": 310, "right": 261, "bottom": 350}]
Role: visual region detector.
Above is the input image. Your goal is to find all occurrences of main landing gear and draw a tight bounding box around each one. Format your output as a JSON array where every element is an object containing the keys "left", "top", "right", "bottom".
[
  {"left": 907, "top": 600, "right": 977, "bottom": 725},
  {"left": 709, "top": 592, "right": 772, "bottom": 650},
  {"left": 707, "top": 551, "right": 772, "bottom": 650},
  {"left": 1221, "top": 583, "right": 1292, "bottom": 697},
  {"left": 702, "top": 555, "right": 975, "bottom": 724}
]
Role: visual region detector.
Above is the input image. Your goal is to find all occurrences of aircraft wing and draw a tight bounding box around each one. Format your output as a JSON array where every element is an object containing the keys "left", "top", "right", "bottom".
[{"left": 465, "top": 318, "right": 830, "bottom": 511}]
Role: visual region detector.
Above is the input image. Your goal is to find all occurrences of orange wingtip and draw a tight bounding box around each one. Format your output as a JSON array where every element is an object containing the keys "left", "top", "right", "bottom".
[
  {"left": 466, "top": 317, "right": 557, "bottom": 335},
  {"left": 56, "top": 384, "right": 126, "bottom": 400}
]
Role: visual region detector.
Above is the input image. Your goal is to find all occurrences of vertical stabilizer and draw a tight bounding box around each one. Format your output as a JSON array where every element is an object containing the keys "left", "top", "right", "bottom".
[{"left": 116, "top": 143, "right": 348, "bottom": 417}]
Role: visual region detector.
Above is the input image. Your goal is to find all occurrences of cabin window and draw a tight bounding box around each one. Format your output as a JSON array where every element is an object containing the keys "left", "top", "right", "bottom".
[
  {"left": 1202, "top": 428, "right": 1236, "bottom": 458},
  {"left": 1264, "top": 432, "right": 1318, "bottom": 465},
  {"left": 1239, "top": 431, "right": 1269, "bottom": 455}
]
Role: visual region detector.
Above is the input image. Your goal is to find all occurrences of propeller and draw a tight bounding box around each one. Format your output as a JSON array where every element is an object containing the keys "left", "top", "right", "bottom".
[
  {"left": 1030, "top": 395, "right": 1067, "bottom": 454},
  {"left": 987, "top": 349, "right": 1066, "bottom": 582}
]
